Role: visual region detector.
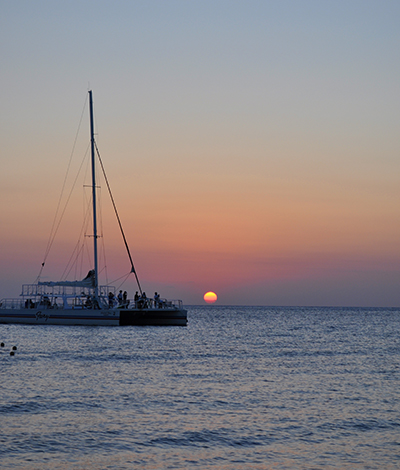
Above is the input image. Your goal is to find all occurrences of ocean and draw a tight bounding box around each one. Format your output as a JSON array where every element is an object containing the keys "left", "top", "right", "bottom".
[{"left": 1, "top": 306, "right": 399, "bottom": 469}]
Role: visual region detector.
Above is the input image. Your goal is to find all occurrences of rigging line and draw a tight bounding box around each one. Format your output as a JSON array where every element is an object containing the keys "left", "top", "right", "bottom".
[
  {"left": 39, "top": 96, "right": 88, "bottom": 268},
  {"left": 116, "top": 272, "right": 131, "bottom": 292},
  {"left": 61, "top": 195, "right": 89, "bottom": 279},
  {"left": 111, "top": 272, "right": 131, "bottom": 286},
  {"left": 35, "top": 143, "right": 91, "bottom": 283},
  {"left": 62, "top": 240, "right": 85, "bottom": 281},
  {"left": 94, "top": 140, "right": 143, "bottom": 295},
  {"left": 39, "top": 94, "right": 89, "bottom": 277},
  {"left": 61, "top": 197, "right": 92, "bottom": 281},
  {"left": 97, "top": 189, "right": 110, "bottom": 287}
]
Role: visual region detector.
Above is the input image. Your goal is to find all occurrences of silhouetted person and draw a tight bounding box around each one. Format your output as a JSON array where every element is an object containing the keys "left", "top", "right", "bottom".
[{"left": 108, "top": 292, "right": 115, "bottom": 308}]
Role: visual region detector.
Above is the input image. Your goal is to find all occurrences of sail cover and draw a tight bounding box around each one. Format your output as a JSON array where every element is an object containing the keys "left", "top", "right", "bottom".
[{"left": 38, "top": 270, "right": 96, "bottom": 288}]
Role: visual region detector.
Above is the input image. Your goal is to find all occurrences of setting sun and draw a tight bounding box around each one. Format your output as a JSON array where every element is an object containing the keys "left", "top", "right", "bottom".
[{"left": 204, "top": 291, "right": 218, "bottom": 304}]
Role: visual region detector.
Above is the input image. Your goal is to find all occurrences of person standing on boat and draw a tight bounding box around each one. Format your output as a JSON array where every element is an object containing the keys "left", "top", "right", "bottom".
[
  {"left": 154, "top": 292, "right": 160, "bottom": 308},
  {"left": 123, "top": 291, "right": 128, "bottom": 307},
  {"left": 134, "top": 291, "right": 139, "bottom": 308},
  {"left": 108, "top": 292, "right": 115, "bottom": 308},
  {"left": 117, "top": 290, "right": 123, "bottom": 306},
  {"left": 141, "top": 292, "right": 147, "bottom": 308}
]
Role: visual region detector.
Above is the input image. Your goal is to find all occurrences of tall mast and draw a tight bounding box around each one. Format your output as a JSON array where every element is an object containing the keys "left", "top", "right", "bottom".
[{"left": 89, "top": 90, "right": 99, "bottom": 299}]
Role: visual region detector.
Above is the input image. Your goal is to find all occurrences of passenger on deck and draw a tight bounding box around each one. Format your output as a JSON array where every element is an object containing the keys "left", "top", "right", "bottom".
[
  {"left": 134, "top": 291, "right": 139, "bottom": 308},
  {"left": 117, "top": 290, "right": 123, "bottom": 306},
  {"left": 123, "top": 291, "right": 129, "bottom": 307},
  {"left": 41, "top": 296, "right": 51, "bottom": 308},
  {"left": 154, "top": 292, "right": 160, "bottom": 308},
  {"left": 85, "top": 295, "right": 93, "bottom": 308},
  {"left": 108, "top": 292, "right": 115, "bottom": 308},
  {"left": 141, "top": 292, "right": 148, "bottom": 308}
]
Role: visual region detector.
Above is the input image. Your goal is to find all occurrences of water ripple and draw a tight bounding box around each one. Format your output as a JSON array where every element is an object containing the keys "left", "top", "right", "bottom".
[{"left": 1, "top": 306, "right": 400, "bottom": 469}]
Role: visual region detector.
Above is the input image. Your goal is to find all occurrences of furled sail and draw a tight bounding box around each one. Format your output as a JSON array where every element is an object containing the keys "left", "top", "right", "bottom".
[{"left": 38, "top": 270, "right": 95, "bottom": 288}]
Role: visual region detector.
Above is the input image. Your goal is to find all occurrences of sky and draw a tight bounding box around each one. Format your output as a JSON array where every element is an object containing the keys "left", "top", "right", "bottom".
[{"left": 1, "top": 0, "right": 400, "bottom": 306}]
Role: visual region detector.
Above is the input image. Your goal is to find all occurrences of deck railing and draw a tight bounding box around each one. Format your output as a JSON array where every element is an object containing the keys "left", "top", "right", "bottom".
[
  {"left": 0, "top": 299, "right": 26, "bottom": 309},
  {"left": 0, "top": 296, "right": 184, "bottom": 311}
]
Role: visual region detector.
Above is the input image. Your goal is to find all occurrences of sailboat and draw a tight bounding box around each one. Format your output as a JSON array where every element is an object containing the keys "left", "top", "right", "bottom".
[{"left": 0, "top": 91, "right": 187, "bottom": 326}]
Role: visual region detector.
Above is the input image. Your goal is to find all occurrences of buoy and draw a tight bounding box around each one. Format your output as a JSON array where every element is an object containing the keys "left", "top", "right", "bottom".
[
  {"left": 0, "top": 342, "right": 4, "bottom": 347},
  {"left": 10, "top": 351, "right": 15, "bottom": 356},
  {"left": 12, "top": 346, "right": 17, "bottom": 351}
]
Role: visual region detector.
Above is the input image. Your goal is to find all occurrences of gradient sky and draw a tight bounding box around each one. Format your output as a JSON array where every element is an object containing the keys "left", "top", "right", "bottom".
[{"left": 1, "top": 0, "right": 400, "bottom": 306}]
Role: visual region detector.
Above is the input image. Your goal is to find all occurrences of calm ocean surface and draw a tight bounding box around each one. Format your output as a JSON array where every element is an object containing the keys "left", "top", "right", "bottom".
[{"left": 1, "top": 306, "right": 399, "bottom": 469}]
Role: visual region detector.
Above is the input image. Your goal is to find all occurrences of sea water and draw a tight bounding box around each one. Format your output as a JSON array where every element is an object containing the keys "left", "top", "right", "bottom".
[{"left": 1, "top": 306, "right": 399, "bottom": 469}]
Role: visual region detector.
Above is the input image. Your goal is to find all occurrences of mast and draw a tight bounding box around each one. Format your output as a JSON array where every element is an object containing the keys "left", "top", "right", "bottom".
[{"left": 89, "top": 90, "right": 99, "bottom": 300}]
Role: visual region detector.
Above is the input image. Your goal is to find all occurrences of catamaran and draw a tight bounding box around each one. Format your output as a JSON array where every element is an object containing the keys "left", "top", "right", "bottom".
[{"left": 0, "top": 91, "right": 187, "bottom": 326}]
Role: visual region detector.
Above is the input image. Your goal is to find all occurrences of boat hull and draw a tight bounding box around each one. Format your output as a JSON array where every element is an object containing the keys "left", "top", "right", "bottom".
[
  {"left": 119, "top": 308, "right": 187, "bottom": 326},
  {"left": 0, "top": 308, "right": 187, "bottom": 326}
]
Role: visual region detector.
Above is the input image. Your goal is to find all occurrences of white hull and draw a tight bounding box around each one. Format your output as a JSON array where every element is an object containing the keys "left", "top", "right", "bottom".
[{"left": 0, "top": 307, "right": 188, "bottom": 326}]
